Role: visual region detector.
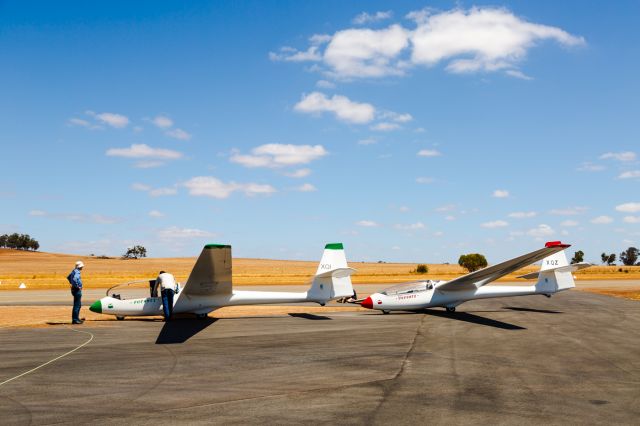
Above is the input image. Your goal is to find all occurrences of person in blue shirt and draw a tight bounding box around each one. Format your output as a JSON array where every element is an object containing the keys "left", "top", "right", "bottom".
[{"left": 67, "top": 261, "right": 84, "bottom": 324}]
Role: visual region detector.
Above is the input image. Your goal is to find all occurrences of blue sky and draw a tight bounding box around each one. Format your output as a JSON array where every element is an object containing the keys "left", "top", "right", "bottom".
[{"left": 1, "top": 1, "right": 639, "bottom": 263}]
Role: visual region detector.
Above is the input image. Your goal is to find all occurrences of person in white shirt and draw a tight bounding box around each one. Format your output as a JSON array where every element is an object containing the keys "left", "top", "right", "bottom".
[{"left": 156, "top": 271, "right": 176, "bottom": 321}]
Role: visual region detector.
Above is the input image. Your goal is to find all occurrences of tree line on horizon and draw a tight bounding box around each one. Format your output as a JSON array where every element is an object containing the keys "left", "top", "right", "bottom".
[
  {"left": 455, "top": 246, "right": 640, "bottom": 273},
  {"left": 0, "top": 233, "right": 40, "bottom": 251},
  {"left": 571, "top": 247, "right": 639, "bottom": 266}
]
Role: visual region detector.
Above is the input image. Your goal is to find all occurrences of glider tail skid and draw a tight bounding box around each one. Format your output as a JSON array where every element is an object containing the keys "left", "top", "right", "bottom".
[{"left": 307, "top": 243, "right": 356, "bottom": 305}]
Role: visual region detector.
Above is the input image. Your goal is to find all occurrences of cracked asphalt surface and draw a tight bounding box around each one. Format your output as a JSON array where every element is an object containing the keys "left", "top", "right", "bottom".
[{"left": 1, "top": 290, "right": 639, "bottom": 425}]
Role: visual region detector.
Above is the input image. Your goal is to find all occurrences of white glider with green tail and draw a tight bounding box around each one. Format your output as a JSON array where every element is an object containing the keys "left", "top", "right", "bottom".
[
  {"left": 357, "top": 241, "right": 591, "bottom": 314},
  {"left": 89, "top": 243, "right": 354, "bottom": 319}
]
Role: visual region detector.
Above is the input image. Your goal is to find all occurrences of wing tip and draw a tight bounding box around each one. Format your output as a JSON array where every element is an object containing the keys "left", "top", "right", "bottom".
[
  {"left": 545, "top": 241, "right": 571, "bottom": 249},
  {"left": 204, "top": 243, "right": 231, "bottom": 249},
  {"left": 324, "top": 243, "right": 344, "bottom": 250}
]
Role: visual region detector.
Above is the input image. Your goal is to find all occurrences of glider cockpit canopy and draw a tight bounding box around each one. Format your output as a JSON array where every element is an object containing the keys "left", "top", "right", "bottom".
[{"left": 381, "top": 280, "right": 441, "bottom": 296}]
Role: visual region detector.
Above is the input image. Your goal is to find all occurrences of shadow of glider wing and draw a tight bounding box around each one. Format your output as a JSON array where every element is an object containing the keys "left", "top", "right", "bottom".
[{"left": 436, "top": 242, "right": 571, "bottom": 292}]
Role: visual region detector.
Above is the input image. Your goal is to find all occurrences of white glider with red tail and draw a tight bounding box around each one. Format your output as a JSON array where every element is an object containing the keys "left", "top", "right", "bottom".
[{"left": 358, "top": 241, "right": 591, "bottom": 314}]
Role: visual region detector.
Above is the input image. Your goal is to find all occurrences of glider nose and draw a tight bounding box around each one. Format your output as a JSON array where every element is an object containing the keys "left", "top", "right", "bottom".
[
  {"left": 89, "top": 299, "right": 102, "bottom": 313},
  {"left": 361, "top": 296, "right": 373, "bottom": 309}
]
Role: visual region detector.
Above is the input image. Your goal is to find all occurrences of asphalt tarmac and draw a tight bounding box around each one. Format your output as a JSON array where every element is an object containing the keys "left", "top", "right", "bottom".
[{"left": 1, "top": 289, "right": 639, "bottom": 425}]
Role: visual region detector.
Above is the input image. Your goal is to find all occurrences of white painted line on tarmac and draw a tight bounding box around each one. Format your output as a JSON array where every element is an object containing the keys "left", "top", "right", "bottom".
[{"left": 0, "top": 326, "right": 94, "bottom": 388}]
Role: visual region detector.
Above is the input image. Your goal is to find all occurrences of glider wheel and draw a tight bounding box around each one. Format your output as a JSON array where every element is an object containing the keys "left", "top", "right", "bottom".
[
  {"left": 446, "top": 307, "right": 456, "bottom": 313},
  {"left": 116, "top": 316, "right": 125, "bottom": 321},
  {"left": 196, "top": 313, "right": 208, "bottom": 319},
  {"left": 382, "top": 310, "right": 390, "bottom": 315}
]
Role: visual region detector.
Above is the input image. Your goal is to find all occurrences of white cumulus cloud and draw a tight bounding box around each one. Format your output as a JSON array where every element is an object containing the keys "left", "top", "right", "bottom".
[
  {"left": 358, "top": 138, "right": 377, "bottom": 146},
  {"left": 356, "top": 220, "right": 380, "bottom": 227},
  {"left": 166, "top": 128, "right": 192, "bottom": 140},
  {"left": 591, "top": 215, "right": 614, "bottom": 224},
  {"left": 352, "top": 10, "right": 393, "bottom": 25},
  {"left": 394, "top": 222, "right": 426, "bottom": 230},
  {"left": 91, "top": 112, "right": 129, "bottom": 128},
  {"left": 294, "top": 92, "right": 375, "bottom": 123},
  {"left": 134, "top": 160, "right": 165, "bottom": 169},
  {"left": 269, "top": 34, "right": 329, "bottom": 62},
  {"left": 481, "top": 220, "right": 509, "bottom": 228},
  {"left": 284, "top": 168, "right": 312, "bottom": 178},
  {"left": 623, "top": 216, "right": 640, "bottom": 224},
  {"left": 527, "top": 224, "right": 555, "bottom": 238},
  {"left": 131, "top": 183, "right": 177, "bottom": 197},
  {"left": 323, "top": 24, "right": 410, "bottom": 78},
  {"left": 231, "top": 144, "right": 327, "bottom": 169},
  {"left": 152, "top": 115, "right": 173, "bottom": 129},
  {"left": 379, "top": 110, "right": 413, "bottom": 123},
  {"left": 619, "top": 170, "right": 640, "bottom": 179},
  {"left": 294, "top": 183, "right": 317, "bottom": 192},
  {"left": 149, "top": 187, "right": 178, "bottom": 197},
  {"left": 148, "top": 210, "right": 164, "bottom": 218},
  {"left": 316, "top": 79, "right": 336, "bottom": 89},
  {"left": 417, "top": 149, "right": 442, "bottom": 157},
  {"left": 577, "top": 162, "right": 605, "bottom": 172},
  {"left": 409, "top": 7, "right": 584, "bottom": 75},
  {"left": 272, "top": 6, "right": 584, "bottom": 80},
  {"left": 131, "top": 183, "right": 152, "bottom": 191},
  {"left": 184, "top": 177, "right": 276, "bottom": 199},
  {"left": 106, "top": 144, "right": 183, "bottom": 159},
  {"left": 508, "top": 211, "right": 537, "bottom": 218},
  {"left": 67, "top": 117, "right": 101, "bottom": 130},
  {"left": 616, "top": 202, "right": 640, "bottom": 213},
  {"left": 493, "top": 189, "right": 509, "bottom": 198},
  {"left": 371, "top": 122, "right": 400, "bottom": 131},
  {"left": 600, "top": 151, "right": 636, "bottom": 162},
  {"left": 157, "top": 226, "right": 216, "bottom": 241},
  {"left": 550, "top": 206, "right": 589, "bottom": 215}
]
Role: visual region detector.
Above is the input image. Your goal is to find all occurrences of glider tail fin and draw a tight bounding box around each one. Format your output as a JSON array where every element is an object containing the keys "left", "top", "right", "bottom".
[
  {"left": 183, "top": 244, "right": 233, "bottom": 295},
  {"left": 308, "top": 243, "right": 355, "bottom": 303},
  {"left": 518, "top": 249, "right": 591, "bottom": 295}
]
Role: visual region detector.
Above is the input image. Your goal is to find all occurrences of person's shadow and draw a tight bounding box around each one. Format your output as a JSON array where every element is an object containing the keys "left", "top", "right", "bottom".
[{"left": 155, "top": 317, "right": 218, "bottom": 344}]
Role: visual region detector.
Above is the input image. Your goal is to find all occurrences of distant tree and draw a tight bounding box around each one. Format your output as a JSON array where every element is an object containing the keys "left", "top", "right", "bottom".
[
  {"left": 570, "top": 250, "right": 584, "bottom": 264},
  {"left": 601, "top": 253, "right": 608, "bottom": 264},
  {"left": 606, "top": 253, "right": 616, "bottom": 266},
  {"left": 0, "top": 233, "right": 39, "bottom": 250},
  {"left": 458, "top": 253, "right": 488, "bottom": 272},
  {"left": 123, "top": 245, "right": 147, "bottom": 259},
  {"left": 29, "top": 239, "right": 40, "bottom": 251},
  {"left": 415, "top": 264, "right": 429, "bottom": 274},
  {"left": 7, "top": 233, "right": 20, "bottom": 249},
  {"left": 620, "top": 247, "right": 639, "bottom": 266},
  {"left": 18, "top": 234, "right": 30, "bottom": 250}
]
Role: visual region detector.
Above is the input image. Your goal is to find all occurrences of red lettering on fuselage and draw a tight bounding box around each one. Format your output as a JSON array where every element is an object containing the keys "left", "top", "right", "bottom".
[{"left": 397, "top": 294, "right": 417, "bottom": 301}]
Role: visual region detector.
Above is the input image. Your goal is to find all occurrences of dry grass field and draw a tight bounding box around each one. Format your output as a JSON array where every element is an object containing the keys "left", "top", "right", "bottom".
[{"left": 1, "top": 248, "right": 639, "bottom": 290}]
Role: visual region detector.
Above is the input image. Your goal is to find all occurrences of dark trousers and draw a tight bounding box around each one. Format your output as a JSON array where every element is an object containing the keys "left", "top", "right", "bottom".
[
  {"left": 161, "top": 289, "right": 174, "bottom": 319},
  {"left": 71, "top": 288, "right": 82, "bottom": 321},
  {"left": 149, "top": 280, "right": 158, "bottom": 298}
]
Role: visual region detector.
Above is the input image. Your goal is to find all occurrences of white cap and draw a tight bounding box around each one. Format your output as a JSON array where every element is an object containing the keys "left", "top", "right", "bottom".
[{"left": 75, "top": 261, "right": 84, "bottom": 269}]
